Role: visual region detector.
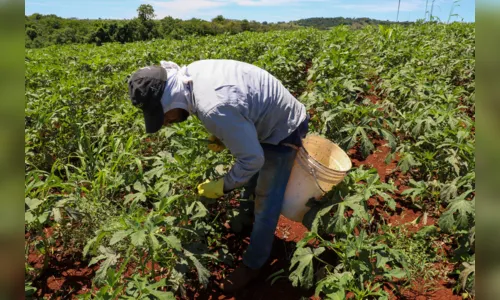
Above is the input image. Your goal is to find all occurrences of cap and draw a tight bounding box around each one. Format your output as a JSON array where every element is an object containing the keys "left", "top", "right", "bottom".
[{"left": 128, "top": 66, "right": 168, "bottom": 133}]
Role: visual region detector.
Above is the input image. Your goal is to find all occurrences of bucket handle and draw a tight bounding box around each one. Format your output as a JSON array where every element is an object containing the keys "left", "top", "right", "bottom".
[
  {"left": 310, "top": 166, "right": 328, "bottom": 194},
  {"left": 283, "top": 143, "right": 328, "bottom": 194},
  {"left": 282, "top": 143, "right": 300, "bottom": 151}
]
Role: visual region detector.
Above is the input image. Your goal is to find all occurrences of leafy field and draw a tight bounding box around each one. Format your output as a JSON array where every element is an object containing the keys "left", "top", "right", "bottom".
[{"left": 25, "top": 23, "right": 475, "bottom": 299}]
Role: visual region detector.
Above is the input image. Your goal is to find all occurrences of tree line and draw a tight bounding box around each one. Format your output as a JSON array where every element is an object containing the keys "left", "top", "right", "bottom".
[
  {"left": 295, "top": 17, "right": 413, "bottom": 30},
  {"left": 25, "top": 4, "right": 410, "bottom": 48}
]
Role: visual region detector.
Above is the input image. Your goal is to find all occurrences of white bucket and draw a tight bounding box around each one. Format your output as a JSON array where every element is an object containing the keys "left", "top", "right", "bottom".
[{"left": 281, "top": 135, "right": 352, "bottom": 222}]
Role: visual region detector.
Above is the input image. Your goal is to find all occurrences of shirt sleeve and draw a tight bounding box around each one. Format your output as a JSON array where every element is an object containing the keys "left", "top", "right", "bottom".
[{"left": 201, "top": 104, "right": 265, "bottom": 191}]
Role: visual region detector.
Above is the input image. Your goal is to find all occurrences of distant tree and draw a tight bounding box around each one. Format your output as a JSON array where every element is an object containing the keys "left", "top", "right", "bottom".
[
  {"left": 114, "top": 22, "right": 133, "bottom": 43},
  {"left": 137, "top": 4, "right": 155, "bottom": 21},
  {"left": 134, "top": 5, "right": 159, "bottom": 40},
  {"left": 160, "top": 16, "right": 178, "bottom": 37},
  {"left": 212, "top": 15, "right": 225, "bottom": 23},
  {"left": 26, "top": 27, "right": 38, "bottom": 40},
  {"left": 241, "top": 19, "right": 249, "bottom": 31},
  {"left": 31, "top": 13, "right": 43, "bottom": 20}
]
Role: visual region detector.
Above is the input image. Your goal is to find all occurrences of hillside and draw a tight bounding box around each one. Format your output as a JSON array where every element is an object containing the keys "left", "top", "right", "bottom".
[{"left": 294, "top": 17, "right": 413, "bottom": 29}]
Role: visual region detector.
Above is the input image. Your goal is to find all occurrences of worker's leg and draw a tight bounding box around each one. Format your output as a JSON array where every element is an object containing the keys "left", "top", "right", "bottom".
[
  {"left": 240, "top": 172, "right": 258, "bottom": 214},
  {"left": 220, "top": 117, "right": 308, "bottom": 292},
  {"left": 242, "top": 143, "right": 297, "bottom": 269},
  {"left": 230, "top": 173, "right": 258, "bottom": 232}
]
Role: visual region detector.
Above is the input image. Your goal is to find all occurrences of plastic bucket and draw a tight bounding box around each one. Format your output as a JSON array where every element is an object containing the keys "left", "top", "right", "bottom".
[{"left": 281, "top": 135, "right": 352, "bottom": 222}]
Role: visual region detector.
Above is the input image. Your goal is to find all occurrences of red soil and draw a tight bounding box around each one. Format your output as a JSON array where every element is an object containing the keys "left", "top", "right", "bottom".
[
  {"left": 275, "top": 215, "right": 308, "bottom": 243},
  {"left": 387, "top": 208, "right": 436, "bottom": 232},
  {"left": 26, "top": 138, "right": 460, "bottom": 300},
  {"left": 348, "top": 139, "right": 399, "bottom": 183},
  {"left": 399, "top": 280, "right": 461, "bottom": 300},
  {"left": 385, "top": 261, "right": 460, "bottom": 300},
  {"left": 182, "top": 210, "right": 316, "bottom": 300},
  {"left": 27, "top": 244, "right": 98, "bottom": 299}
]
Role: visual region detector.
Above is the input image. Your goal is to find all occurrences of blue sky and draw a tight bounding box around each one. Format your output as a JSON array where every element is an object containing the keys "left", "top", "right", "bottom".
[{"left": 25, "top": 0, "right": 475, "bottom": 23}]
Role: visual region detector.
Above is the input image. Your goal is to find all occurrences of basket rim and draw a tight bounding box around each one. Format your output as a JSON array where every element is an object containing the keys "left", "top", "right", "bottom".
[{"left": 301, "top": 135, "right": 352, "bottom": 172}]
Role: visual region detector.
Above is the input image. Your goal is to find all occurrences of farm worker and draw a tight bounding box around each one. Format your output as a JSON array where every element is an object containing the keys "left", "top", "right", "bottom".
[{"left": 128, "top": 59, "right": 309, "bottom": 292}]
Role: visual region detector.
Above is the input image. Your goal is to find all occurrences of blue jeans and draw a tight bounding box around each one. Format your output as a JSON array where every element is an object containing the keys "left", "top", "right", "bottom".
[
  {"left": 242, "top": 143, "right": 297, "bottom": 269},
  {"left": 242, "top": 116, "right": 309, "bottom": 269}
]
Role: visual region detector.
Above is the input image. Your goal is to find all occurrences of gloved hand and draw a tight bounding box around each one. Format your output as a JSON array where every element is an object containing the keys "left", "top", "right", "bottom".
[
  {"left": 197, "top": 178, "right": 224, "bottom": 199},
  {"left": 207, "top": 135, "right": 225, "bottom": 152}
]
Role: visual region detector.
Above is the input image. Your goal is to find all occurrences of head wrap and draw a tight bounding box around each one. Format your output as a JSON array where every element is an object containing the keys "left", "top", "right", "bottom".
[{"left": 159, "top": 60, "right": 194, "bottom": 114}]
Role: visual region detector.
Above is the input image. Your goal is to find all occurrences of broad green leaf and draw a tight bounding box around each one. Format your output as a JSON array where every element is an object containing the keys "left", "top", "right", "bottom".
[
  {"left": 25, "top": 211, "right": 35, "bottom": 224},
  {"left": 94, "top": 246, "right": 120, "bottom": 282},
  {"left": 156, "top": 195, "right": 182, "bottom": 212},
  {"left": 134, "top": 158, "right": 143, "bottom": 175},
  {"left": 184, "top": 250, "right": 210, "bottom": 287},
  {"left": 438, "top": 193, "right": 474, "bottom": 232},
  {"left": 311, "top": 204, "right": 334, "bottom": 233},
  {"left": 52, "top": 208, "right": 62, "bottom": 223},
  {"left": 186, "top": 201, "right": 208, "bottom": 220},
  {"left": 150, "top": 291, "right": 175, "bottom": 300},
  {"left": 385, "top": 267, "right": 406, "bottom": 279},
  {"left": 315, "top": 272, "right": 353, "bottom": 299},
  {"left": 376, "top": 252, "right": 390, "bottom": 269},
  {"left": 162, "top": 235, "right": 182, "bottom": 251},
  {"left": 330, "top": 203, "right": 346, "bottom": 233},
  {"left": 149, "top": 232, "right": 160, "bottom": 250},
  {"left": 415, "top": 225, "right": 438, "bottom": 238},
  {"left": 109, "top": 230, "right": 132, "bottom": 245},
  {"left": 130, "top": 229, "right": 147, "bottom": 247},
  {"left": 289, "top": 247, "right": 325, "bottom": 288},
  {"left": 88, "top": 254, "right": 107, "bottom": 267},
  {"left": 25, "top": 198, "right": 42, "bottom": 210},
  {"left": 37, "top": 211, "right": 50, "bottom": 224},
  {"left": 459, "top": 262, "right": 475, "bottom": 292},
  {"left": 156, "top": 181, "right": 171, "bottom": 198},
  {"left": 124, "top": 193, "right": 147, "bottom": 205},
  {"left": 344, "top": 194, "right": 369, "bottom": 221},
  {"left": 325, "top": 291, "right": 345, "bottom": 300},
  {"left": 83, "top": 236, "right": 97, "bottom": 257},
  {"left": 386, "top": 198, "right": 396, "bottom": 211},
  {"left": 133, "top": 181, "right": 146, "bottom": 193},
  {"left": 146, "top": 166, "right": 165, "bottom": 180}
]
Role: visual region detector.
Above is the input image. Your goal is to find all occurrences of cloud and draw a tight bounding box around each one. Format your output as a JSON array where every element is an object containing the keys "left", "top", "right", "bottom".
[
  {"left": 234, "top": 0, "right": 325, "bottom": 7},
  {"left": 335, "top": 0, "right": 424, "bottom": 13},
  {"left": 143, "top": 0, "right": 229, "bottom": 19},
  {"left": 144, "top": 0, "right": 328, "bottom": 19}
]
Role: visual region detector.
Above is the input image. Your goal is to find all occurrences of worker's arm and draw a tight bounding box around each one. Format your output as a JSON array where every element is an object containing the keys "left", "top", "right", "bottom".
[{"left": 201, "top": 104, "right": 264, "bottom": 192}]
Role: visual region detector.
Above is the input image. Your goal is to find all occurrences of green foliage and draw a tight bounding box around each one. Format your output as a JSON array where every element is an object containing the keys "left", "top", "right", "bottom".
[
  {"left": 295, "top": 17, "right": 413, "bottom": 30},
  {"left": 25, "top": 9, "right": 425, "bottom": 49},
  {"left": 25, "top": 22, "right": 474, "bottom": 298},
  {"left": 137, "top": 4, "right": 155, "bottom": 22},
  {"left": 289, "top": 247, "right": 325, "bottom": 288},
  {"left": 438, "top": 191, "right": 475, "bottom": 232},
  {"left": 25, "top": 9, "right": 303, "bottom": 48}
]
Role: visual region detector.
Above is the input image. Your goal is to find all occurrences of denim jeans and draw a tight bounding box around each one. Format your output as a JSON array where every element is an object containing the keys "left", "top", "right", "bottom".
[
  {"left": 241, "top": 143, "right": 297, "bottom": 269},
  {"left": 241, "top": 116, "right": 309, "bottom": 269}
]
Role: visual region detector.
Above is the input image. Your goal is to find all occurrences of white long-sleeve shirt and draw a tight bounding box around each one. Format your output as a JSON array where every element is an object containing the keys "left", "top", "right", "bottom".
[{"left": 181, "top": 59, "right": 306, "bottom": 190}]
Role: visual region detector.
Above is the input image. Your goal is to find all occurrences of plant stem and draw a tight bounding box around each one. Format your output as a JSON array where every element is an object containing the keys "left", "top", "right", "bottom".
[
  {"left": 314, "top": 255, "right": 335, "bottom": 268},
  {"left": 397, "top": 0, "right": 401, "bottom": 22},
  {"left": 211, "top": 210, "right": 221, "bottom": 224},
  {"left": 425, "top": 0, "right": 429, "bottom": 21},
  {"left": 430, "top": 0, "right": 436, "bottom": 21},
  {"left": 150, "top": 250, "right": 156, "bottom": 279}
]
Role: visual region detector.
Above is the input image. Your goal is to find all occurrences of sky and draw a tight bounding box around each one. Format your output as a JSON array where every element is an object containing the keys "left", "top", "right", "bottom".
[{"left": 25, "top": 0, "right": 475, "bottom": 23}]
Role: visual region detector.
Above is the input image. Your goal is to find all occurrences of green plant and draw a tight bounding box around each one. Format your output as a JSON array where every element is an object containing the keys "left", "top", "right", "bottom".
[{"left": 25, "top": 23, "right": 475, "bottom": 298}]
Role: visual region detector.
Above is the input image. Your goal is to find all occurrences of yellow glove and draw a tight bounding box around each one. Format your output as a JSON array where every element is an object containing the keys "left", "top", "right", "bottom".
[
  {"left": 207, "top": 135, "right": 225, "bottom": 152},
  {"left": 197, "top": 178, "right": 225, "bottom": 199}
]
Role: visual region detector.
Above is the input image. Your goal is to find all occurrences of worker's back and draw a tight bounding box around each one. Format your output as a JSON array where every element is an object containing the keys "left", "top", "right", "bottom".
[{"left": 187, "top": 59, "right": 306, "bottom": 145}]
